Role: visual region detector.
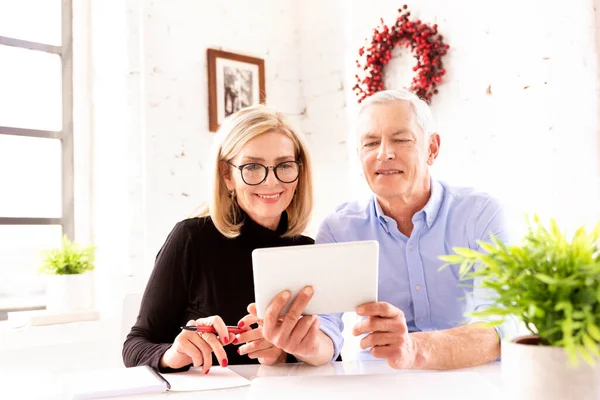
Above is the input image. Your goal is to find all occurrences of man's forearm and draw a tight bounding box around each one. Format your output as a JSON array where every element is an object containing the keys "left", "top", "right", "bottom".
[
  {"left": 410, "top": 323, "right": 500, "bottom": 370},
  {"left": 293, "top": 331, "right": 334, "bottom": 365}
]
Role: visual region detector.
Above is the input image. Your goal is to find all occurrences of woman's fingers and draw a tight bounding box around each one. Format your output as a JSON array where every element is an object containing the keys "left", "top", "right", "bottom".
[
  {"left": 179, "top": 335, "right": 204, "bottom": 368},
  {"left": 201, "top": 332, "right": 229, "bottom": 368},
  {"left": 195, "top": 334, "right": 214, "bottom": 373},
  {"left": 238, "top": 312, "right": 260, "bottom": 331},
  {"left": 195, "top": 316, "right": 230, "bottom": 345},
  {"left": 227, "top": 332, "right": 236, "bottom": 345}
]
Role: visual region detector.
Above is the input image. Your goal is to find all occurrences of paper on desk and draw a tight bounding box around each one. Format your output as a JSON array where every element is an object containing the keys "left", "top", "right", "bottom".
[
  {"left": 65, "top": 366, "right": 167, "bottom": 399},
  {"left": 167, "top": 366, "right": 251, "bottom": 391},
  {"left": 64, "top": 365, "right": 250, "bottom": 399}
]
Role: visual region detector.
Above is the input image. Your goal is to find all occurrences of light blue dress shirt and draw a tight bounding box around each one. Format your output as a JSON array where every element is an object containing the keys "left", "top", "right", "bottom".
[{"left": 316, "top": 178, "right": 514, "bottom": 361}]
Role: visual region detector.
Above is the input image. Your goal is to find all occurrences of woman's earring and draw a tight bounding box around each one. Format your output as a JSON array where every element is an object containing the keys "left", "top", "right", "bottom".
[{"left": 229, "top": 190, "right": 236, "bottom": 199}]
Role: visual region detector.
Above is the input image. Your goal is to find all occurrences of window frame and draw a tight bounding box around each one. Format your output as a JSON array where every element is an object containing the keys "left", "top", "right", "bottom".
[{"left": 0, "top": 0, "right": 73, "bottom": 239}]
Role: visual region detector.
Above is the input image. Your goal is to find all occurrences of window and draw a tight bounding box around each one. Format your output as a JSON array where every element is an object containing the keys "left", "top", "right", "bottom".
[{"left": 0, "top": 0, "right": 73, "bottom": 313}]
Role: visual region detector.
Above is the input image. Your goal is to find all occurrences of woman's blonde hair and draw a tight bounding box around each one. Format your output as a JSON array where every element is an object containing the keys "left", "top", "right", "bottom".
[{"left": 192, "top": 105, "right": 313, "bottom": 238}]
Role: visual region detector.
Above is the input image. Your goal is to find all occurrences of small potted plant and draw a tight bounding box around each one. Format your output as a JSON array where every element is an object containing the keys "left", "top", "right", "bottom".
[
  {"left": 39, "top": 235, "right": 96, "bottom": 313},
  {"left": 440, "top": 216, "right": 600, "bottom": 400}
]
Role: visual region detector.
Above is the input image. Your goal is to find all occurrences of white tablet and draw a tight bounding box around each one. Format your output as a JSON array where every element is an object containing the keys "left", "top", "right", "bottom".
[{"left": 252, "top": 240, "right": 379, "bottom": 318}]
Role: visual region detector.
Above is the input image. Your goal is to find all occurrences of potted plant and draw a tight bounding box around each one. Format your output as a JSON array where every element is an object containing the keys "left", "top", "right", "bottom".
[
  {"left": 440, "top": 216, "right": 600, "bottom": 400},
  {"left": 39, "top": 235, "right": 96, "bottom": 313}
]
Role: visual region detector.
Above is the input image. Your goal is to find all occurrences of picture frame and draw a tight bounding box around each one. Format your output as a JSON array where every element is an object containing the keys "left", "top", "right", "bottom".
[{"left": 207, "top": 49, "right": 266, "bottom": 132}]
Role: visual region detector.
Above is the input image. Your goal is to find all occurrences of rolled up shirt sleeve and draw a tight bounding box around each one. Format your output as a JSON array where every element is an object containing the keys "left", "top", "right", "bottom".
[
  {"left": 470, "top": 197, "right": 522, "bottom": 357},
  {"left": 318, "top": 312, "right": 344, "bottom": 361}
]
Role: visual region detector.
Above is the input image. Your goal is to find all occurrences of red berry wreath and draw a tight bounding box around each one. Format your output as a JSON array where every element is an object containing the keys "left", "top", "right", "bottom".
[{"left": 353, "top": 5, "right": 449, "bottom": 103}]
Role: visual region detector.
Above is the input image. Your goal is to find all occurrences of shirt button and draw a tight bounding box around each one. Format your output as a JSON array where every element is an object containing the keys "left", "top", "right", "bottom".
[
  {"left": 408, "top": 244, "right": 413, "bottom": 250},
  {"left": 415, "top": 285, "right": 421, "bottom": 291}
]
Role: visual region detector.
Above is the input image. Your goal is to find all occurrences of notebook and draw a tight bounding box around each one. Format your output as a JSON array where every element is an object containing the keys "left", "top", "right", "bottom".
[{"left": 65, "top": 365, "right": 251, "bottom": 399}]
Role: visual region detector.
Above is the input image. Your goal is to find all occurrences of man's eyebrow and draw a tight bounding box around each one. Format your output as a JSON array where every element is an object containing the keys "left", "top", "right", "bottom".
[
  {"left": 362, "top": 133, "right": 380, "bottom": 140},
  {"left": 361, "top": 130, "right": 411, "bottom": 140},
  {"left": 391, "top": 130, "right": 411, "bottom": 136}
]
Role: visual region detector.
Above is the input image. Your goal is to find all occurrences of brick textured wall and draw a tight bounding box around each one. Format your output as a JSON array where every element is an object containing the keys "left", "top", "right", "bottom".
[{"left": 88, "top": 0, "right": 600, "bottom": 305}]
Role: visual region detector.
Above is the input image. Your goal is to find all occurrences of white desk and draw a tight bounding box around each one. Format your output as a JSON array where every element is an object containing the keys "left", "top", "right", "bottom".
[
  {"left": 238, "top": 361, "right": 502, "bottom": 400},
  {"left": 5, "top": 360, "right": 501, "bottom": 400}
]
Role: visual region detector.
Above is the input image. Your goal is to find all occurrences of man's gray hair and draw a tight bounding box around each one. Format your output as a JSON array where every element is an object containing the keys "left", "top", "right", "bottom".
[{"left": 357, "top": 89, "right": 436, "bottom": 140}]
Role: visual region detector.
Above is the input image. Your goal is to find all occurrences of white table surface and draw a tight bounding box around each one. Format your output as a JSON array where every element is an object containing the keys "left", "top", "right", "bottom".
[
  {"left": 0, "top": 320, "right": 507, "bottom": 399},
  {"left": 0, "top": 325, "right": 503, "bottom": 400},
  {"left": 10, "top": 360, "right": 500, "bottom": 400}
]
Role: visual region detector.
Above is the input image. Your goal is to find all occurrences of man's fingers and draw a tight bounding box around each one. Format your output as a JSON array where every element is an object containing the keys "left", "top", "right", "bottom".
[
  {"left": 356, "top": 302, "right": 402, "bottom": 318},
  {"left": 238, "top": 338, "right": 273, "bottom": 356},
  {"left": 248, "top": 347, "right": 282, "bottom": 360},
  {"left": 370, "top": 344, "right": 399, "bottom": 359},
  {"left": 285, "top": 286, "right": 313, "bottom": 322},
  {"left": 263, "top": 290, "right": 292, "bottom": 336},
  {"left": 353, "top": 315, "right": 407, "bottom": 336},
  {"left": 287, "top": 315, "right": 316, "bottom": 352},
  {"left": 295, "top": 316, "right": 320, "bottom": 357},
  {"left": 235, "top": 326, "right": 263, "bottom": 345},
  {"left": 201, "top": 332, "right": 228, "bottom": 367},
  {"left": 352, "top": 316, "right": 381, "bottom": 336},
  {"left": 359, "top": 332, "right": 398, "bottom": 350},
  {"left": 279, "top": 286, "right": 313, "bottom": 337}
]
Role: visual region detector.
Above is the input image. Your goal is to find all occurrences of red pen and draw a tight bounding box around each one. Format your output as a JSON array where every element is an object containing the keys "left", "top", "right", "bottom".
[{"left": 180, "top": 325, "right": 246, "bottom": 335}]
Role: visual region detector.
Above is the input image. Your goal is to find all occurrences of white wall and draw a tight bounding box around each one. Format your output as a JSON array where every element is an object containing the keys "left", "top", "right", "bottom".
[
  {"left": 339, "top": 0, "right": 600, "bottom": 233},
  {"left": 297, "top": 0, "right": 352, "bottom": 234},
  {"left": 88, "top": 0, "right": 355, "bottom": 300},
  {"left": 87, "top": 0, "right": 146, "bottom": 317},
  {"left": 86, "top": 0, "right": 600, "bottom": 317},
  {"left": 85, "top": 0, "right": 334, "bottom": 316},
  {"left": 140, "top": 0, "right": 308, "bottom": 270}
]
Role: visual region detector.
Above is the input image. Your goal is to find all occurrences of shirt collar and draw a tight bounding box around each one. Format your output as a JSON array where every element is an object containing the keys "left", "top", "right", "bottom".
[
  {"left": 421, "top": 177, "right": 443, "bottom": 228},
  {"left": 372, "top": 177, "right": 443, "bottom": 230},
  {"left": 373, "top": 195, "right": 391, "bottom": 233},
  {"left": 238, "top": 205, "right": 288, "bottom": 237}
]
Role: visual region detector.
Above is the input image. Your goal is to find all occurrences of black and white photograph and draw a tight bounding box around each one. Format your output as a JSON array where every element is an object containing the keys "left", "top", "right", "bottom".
[
  {"left": 223, "top": 65, "right": 253, "bottom": 116},
  {"left": 207, "top": 49, "right": 265, "bottom": 131}
]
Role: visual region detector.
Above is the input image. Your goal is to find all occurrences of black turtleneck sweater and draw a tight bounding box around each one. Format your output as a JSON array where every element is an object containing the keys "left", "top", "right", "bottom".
[{"left": 122, "top": 212, "right": 314, "bottom": 372}]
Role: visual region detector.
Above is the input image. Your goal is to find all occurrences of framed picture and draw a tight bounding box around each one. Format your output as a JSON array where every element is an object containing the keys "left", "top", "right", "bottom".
[{"left": 207, "top": 49, "right": 266, "bottom": 132}]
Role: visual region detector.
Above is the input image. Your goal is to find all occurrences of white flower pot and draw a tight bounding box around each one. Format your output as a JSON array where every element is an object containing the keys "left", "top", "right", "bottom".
[
  {"left": 502, "top": 335, "right": 600, "bottom": 400},
  {"left": 45, "top": 272, "right": 95, "bottom": 313}
]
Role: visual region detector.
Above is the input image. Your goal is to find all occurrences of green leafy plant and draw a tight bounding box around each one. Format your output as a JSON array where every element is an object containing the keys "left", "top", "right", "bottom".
[
  {"left": 439, "top": 215, "right": 600, "bottom": 365},
  {"left": 39, "top": 235, "right": 96, "bottom": 275}
]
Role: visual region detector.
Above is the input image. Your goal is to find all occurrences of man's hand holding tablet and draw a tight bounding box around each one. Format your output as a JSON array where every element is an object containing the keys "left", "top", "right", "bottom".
[
  {"left": 237, "top": 241, "right": 379, "bottom": 365},
  {"left": 239, "top": 286, "right": 336, "bottom": 365}
]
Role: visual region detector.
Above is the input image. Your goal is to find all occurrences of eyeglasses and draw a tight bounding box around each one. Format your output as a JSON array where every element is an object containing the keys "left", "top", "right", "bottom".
[{"left": 227, "top": 160, "right": 302, "bottom": 186}]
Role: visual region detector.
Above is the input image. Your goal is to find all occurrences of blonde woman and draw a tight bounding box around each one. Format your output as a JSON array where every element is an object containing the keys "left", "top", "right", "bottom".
[{"left": 123, "top": 105, "right": 334, "bottom": 374}]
